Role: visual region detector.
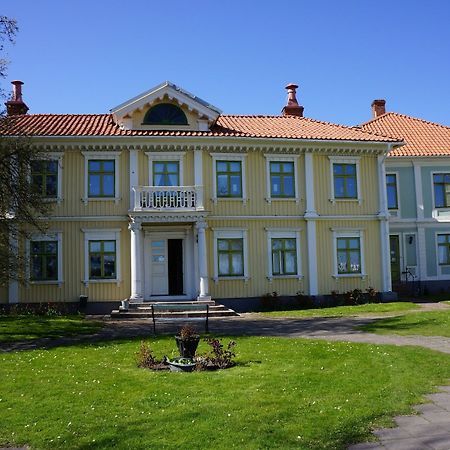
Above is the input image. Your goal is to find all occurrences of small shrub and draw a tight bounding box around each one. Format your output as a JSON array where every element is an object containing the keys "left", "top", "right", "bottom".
[
  {"left": 196, "top": 338, "right": 237, "bottom": 370},
  {"left": 344, "top": 289, "right": 364, "bottom": 305},
  {"left": 296, "top": 291, "right": 314, "bottom": 309},
  {"left": 136, "top": 341, "right": 158, "bottom": 369},
  {"left": 261, "top": 291, "right": 278, "bottom": 311},
  {"left": 366, "top": 287, "right": 379, "bottom": 303},
  {"left": 177, "top": 325, "right": 199, "bottom": 340}
]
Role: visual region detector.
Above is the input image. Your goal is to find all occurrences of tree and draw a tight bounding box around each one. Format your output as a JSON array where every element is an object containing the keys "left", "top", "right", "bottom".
[{"left": 0, "top": 16, "right": 48, "bottom": 288}]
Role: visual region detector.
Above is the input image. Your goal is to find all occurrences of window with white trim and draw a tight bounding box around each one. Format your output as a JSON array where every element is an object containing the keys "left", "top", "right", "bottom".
[
  {"left": 266, "top": 229, "right": 302, "bottom": 280},
  {"left": 213, "top": 229, "right": 248, "bottom": 281},
  {"left": 82, "top": 229, "right": 121, "bottom": 285},
  {"left": 264, "top": 155, "right": 299, "bottom": 202},
  {"left": 386, "top": 173, "right": 399, "bottom": 210},
  {"left": 145, "top": 152, "right": 185, "bottom": 186},
  {"left": 30, "top": 154, "right": 63, "bottom": 202},
  {"left": 210, "top": 153, "right": 247, "bottom": 203},
  {"left": 27, "top": 232, "right": 63, "bottom": 284},
  {"left": 437, "top": 234, "right": 450, "bottom": 265},
  {"left": 82, "top": 152, "right": 121, "bottom": 204},
  {"left": 433, "top": 173, "right": 450, "bottom": 208},
  {"left": 332, "top": 230, "right": 365, "bottom": 277},
  {"left": 328, "top": 156, "right": 361, "bottom": 203}
]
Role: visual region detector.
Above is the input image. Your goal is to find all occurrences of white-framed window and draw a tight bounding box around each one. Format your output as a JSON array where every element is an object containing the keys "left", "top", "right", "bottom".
[
  {"left": 82, "top": 229, "right": 121, "bottom": 285},
  {"left": 210, "top": 153, "right": 247, "bottom": 203},
  {"left": 26, "top": 232, "right": 63, "bottom": 285},
  {"left": 212, "top": 229, "right": 249, "bottom": 282},
  {"left": 328, "top": 156, "right": 361, "bottom": 204},
  {"left": 265, "top": 229, "right": 302, "bottom": 280},
  {"left": 30, "top": 153, "right": 63, "bottom": 203},
  {"left": 81, "top": 151, "right": 121, "bottom": 204},
  {"left": 386, "top": 172, "right": 399, "bottom": 211},
  {"left": 332, "top": 229, "right": 366, "bottom": 278},
  {"left": 145, "top": 152, "right": 185, "bottom": 186},
  {"left": 264, "top": 154, "right": 299, "bottom": 203}
]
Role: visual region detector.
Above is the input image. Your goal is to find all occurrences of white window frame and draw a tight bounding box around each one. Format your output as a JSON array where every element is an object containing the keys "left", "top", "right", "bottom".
[
  {"left": 265, "top": 229, "right": 302, "bottom": 281},
  {"left": 210, "top": 153, "right": 247, "bottom": 204},
  {"left": 212, "top": 228, "right": 249, "bottom": 282},
  {"left": 328, "top": 156, "right": 362, "bottom": 205},
  {"left": 332, "top": 229, "right": 366, "bottom": 278},
  {"left": 386, "top": 171, "right": 401, "bottom": 217},
  {"left": 145, "top": 151, "right": 185, "bottom": 186},
  {"left": 82, "top": 228, "right": 121, "bottom": 286},
  {"left": 434, "top": 231, "right": 450, "bottom": 279},
  {"left": 82, "top": 151, "right": 121, "bottom": 204},
  {"left": 264, "top": 154, "right": 300, "bottom": 203},
  {"left": 26, "top": 232, "right": 63, "bottom": 286},
  {"left": 431, "top": 170, "right": 450, "bottom": 220},
  {"left": 30, "top": 153, "right": 64, "bottom": 204}
]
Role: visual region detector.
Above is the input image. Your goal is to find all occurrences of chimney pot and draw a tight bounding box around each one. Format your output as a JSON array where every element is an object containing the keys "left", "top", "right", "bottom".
[
  {"left": 371, "top": 99, "right": 386, "bottom": 118},
  {"left": 5, "top": 80, "right": 29, "bottom": 115},
  {"left": 282, "top": 83, "right": 304, "bottom": 117}
]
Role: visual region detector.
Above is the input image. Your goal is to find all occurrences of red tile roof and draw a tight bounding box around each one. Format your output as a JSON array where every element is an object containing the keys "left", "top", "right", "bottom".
[
  {"left": 360, "top": 112, "right": 450, "bottom": 157},
  {"left": 0, "top": 113, "right": 398, "bottom": 143}
]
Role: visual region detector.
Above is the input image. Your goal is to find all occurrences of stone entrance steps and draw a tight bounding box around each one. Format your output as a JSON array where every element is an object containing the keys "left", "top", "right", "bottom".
[{"left": 110, "top": 300, "right": 239, "bottom": 319}]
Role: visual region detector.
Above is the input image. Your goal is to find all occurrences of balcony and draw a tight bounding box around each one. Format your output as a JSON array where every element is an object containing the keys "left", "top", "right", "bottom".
[{"left": 132, "top": 186, "right": 204, "bottom": 212}]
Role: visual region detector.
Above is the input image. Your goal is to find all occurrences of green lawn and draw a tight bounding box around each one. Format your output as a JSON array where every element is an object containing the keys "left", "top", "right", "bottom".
[
  {"left": 360, "top": 310, "right": 450, "bottom": 337},
  {"left": 442, "top": 301, "right": 450, "bottom": 306},
  {"left": 1, "top": 337, "right": 450, "bottom": 449},
  {"left": 0, "top": 315, "right": 103, "bottom": 342},
  {"left": 260, "top": 302, "right": 417, "bottom": 318}
]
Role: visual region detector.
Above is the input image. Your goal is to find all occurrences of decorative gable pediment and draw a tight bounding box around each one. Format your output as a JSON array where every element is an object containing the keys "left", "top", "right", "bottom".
[{"left": 110, "top": 81, "right": 221, "bottom": 131}]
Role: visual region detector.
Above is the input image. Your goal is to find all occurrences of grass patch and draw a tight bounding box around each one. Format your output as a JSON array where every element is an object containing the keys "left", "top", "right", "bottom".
[
  {"left": 1, "top": 337, "right": 449, "bottom": 449},
  {"left": 0, "top": 315, "right": 103, "bottom": 343},
  {"left": 360, "top": 310, "right": 450, "bottom": 337},
  {"left": 260, "top": 302, "right": 417, "bottom": 318},
  {"left": 442, "top": 301, "right": 450, "bottom": 306}
]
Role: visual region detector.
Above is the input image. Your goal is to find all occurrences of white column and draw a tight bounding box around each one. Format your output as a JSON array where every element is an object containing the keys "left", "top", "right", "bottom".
[
  {"left": 413, "top": 161, "right": 424, "bottom": 220},
  {"left": 417, "top": 227, "right": 427, "bottom": 280},
  {"left": 377, "top": 154, "right": 391, "bottom": 292},
  {"left": 129, "top": 148, "right": 139, "bottom": 210},
  {"left": 196, "top": 221, "right": 211, "bottom": 300},
  {"left": 8, "top": 227, "right": 19, "bottom": 304},
  {"left": 304, "top": 152, "right": 318, "bottom": 296},
  {"left": 129, "top": 219, "right": 143, "bottom": 301},
  {"left": 194, "top": 148, "right": 204, "bottom": 210}
]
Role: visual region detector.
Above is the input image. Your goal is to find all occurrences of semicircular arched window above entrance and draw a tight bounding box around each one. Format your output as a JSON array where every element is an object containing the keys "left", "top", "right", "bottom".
[{"left": 143, "top": 103, "right": 188, "bottom": 126}]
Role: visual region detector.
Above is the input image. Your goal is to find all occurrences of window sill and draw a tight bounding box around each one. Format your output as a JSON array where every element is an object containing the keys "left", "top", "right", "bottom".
[
  {"left": 212, "top": 197, "right": 248, "bottom": 204},
  {"left": 329, "top": 198, "right": 362, "bottom": 205},
  {"left": 267, "top": 275, "right": 303, "bottom": 281},
  {"left": 213, "top": 276, "right": 249, "bottom": 283},
  {"left": 266, "top": 197, "right": 301, "bottom": 204},
  {"left": 29, "top": 280, "right": 63, "bottom": 286},
  {"left": 82, "top": 197, "right": 121, "bottom": 205},
  {"left": 83, "top": 279, "right": 121, "bottom": 287},
  {"left": 332, "top": 273, "right": 367, "bottom": 279}
]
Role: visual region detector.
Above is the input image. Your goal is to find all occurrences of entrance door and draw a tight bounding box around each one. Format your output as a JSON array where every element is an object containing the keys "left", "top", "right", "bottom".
[
  {"left": 149, "top": 238, "right": 184, "bottom": 297},
  {"left": 390, "top": 235, "right": 401, "bottom": 283},
  {"left": 150, "top": 240, "right": 168, "bottom": 295},
  {"left": 168, "top": 239, "right": 184, "bottom": 295}
]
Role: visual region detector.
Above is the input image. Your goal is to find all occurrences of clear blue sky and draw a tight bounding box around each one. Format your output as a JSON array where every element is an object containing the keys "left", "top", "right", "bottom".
[{"left": 2, "top": 0, "right": 450, "bottom": 126}]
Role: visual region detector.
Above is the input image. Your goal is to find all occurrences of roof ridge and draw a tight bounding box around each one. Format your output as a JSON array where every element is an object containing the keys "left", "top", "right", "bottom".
[
  {"left": 361, "top": 111, "right": 450, "bottom": 131},
  {"left": 22, "top": 113, "right": 111, "bottom": 117}
]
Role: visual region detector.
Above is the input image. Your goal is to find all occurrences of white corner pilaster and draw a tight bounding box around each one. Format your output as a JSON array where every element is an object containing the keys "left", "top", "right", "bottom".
[
  {"left": 194, "top": 148, "right": 204, "bottom": 210},
  {"left": 417, "top": 226, "right": 427, "bottom": 280},
  {"left": 413, "top": 161, "right": 424, "bottom": 220},
  {"left": 129, "top": 148, "right": 139, "bottom": 209},
  {"left": 8, "top": 226, "right": 19, "bottom": 304},
  {"left": 196, "top": 221, "right": 210, "bottom": 300},
  {"left": 129, "top": 218, "right": 143, "bottom": 301},
  {"left": 377, "top": 154, "right": 391, "bottom": 292}
]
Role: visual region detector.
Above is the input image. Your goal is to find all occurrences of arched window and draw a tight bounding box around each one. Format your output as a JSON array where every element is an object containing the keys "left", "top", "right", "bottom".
[{"left": 143, "top": 103, "right": 188, "bottom": 125}]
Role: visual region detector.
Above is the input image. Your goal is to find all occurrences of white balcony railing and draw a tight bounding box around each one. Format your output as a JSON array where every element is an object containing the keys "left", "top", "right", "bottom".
[{"left": 132, "top": 186, "right": 203, "bottom": 211}]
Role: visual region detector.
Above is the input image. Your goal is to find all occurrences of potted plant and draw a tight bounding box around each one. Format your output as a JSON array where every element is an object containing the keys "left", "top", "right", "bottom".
[
  {"left": 167, "top": 356, "right": 196, "bottom": 372},
  {"left": 175, "top": 325, "right": 200, "bottom": 358}
]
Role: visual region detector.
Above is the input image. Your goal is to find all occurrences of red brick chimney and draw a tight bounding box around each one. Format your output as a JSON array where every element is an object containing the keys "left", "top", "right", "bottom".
[
  {"left": 282, "top": 83, "right": 304, "bottom": 117},
  {"left": 5, "top": 80, "right": 29, "bottom": 115},
  {"left": 371, "top": 99, "right": 386, "bottom": 118}
]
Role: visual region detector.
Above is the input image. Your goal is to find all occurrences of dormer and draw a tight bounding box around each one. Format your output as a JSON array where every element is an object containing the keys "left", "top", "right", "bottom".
[{"left": 110, "top": 81, "right": 221, "bottom": 131}]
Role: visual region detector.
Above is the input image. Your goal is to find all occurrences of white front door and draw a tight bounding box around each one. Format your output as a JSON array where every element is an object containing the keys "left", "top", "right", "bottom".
[{"left": 150, "top": 239, "right": 168, "bottom": 295}]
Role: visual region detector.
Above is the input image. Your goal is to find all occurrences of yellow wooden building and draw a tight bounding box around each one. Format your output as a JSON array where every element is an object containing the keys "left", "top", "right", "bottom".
[{"left": 1, "top": 81, "right": 401, "bottom": 311}]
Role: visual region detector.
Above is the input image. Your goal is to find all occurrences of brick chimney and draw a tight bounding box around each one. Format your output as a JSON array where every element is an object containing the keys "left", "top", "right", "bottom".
[
  {"left": 5, "top": 80, "right": 29, "bottom": 115},
  {"left": 371, "top": 99, "right": 386, "bottom": 118},
  {"left": 282, "top": 83, "right": 304, "bottom": 117}
]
